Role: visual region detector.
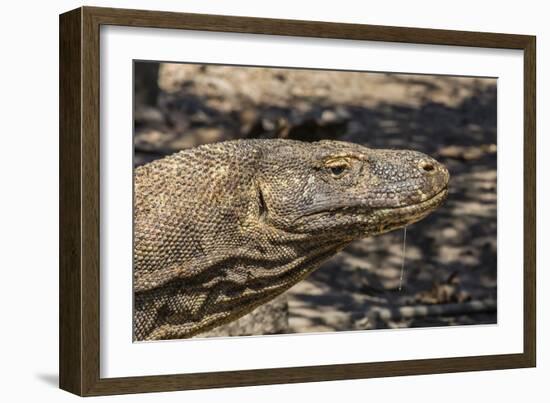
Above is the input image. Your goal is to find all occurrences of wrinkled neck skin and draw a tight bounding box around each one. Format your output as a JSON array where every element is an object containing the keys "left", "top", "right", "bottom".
[
  {"left": 235, "top": 229, "right": 349, "bottom": 298},
  {"left": 209, "top": 186, "right": 353, "bottom": 297}
]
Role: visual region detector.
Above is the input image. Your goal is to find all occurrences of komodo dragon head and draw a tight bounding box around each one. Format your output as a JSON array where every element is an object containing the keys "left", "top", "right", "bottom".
[{"left": 134, "top": 139, "right": 449, "bottom": 340}]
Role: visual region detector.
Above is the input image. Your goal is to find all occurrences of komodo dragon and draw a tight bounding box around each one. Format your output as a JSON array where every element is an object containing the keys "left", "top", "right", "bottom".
[{"left": 134, "top": 139, "right": 449, "bottom": 341}]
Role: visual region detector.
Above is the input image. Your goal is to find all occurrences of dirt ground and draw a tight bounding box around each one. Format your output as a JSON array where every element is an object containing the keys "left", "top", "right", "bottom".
[{"left": 134, "top": 62, "right": 497, "bottom": 334}]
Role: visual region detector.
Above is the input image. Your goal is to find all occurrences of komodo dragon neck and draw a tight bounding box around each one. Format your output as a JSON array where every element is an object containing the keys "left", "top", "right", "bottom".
[{"left": 134, "top": 139, "right": 449, "bottom": 341}]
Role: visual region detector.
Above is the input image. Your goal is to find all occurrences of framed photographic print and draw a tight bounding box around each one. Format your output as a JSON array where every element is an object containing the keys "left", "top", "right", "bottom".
[{"left": 59, "top": 6, "right": 536, "bottom": 396}]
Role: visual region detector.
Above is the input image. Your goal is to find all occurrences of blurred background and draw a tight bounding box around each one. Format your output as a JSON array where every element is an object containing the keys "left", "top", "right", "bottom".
[{"left": 134, "top": 61, "right": 497, "bottom": 337}]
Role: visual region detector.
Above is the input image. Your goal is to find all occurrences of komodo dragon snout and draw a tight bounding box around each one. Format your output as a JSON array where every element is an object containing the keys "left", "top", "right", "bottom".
[{"left": 133, "top": 139, "right": 449, "bottom": 340}]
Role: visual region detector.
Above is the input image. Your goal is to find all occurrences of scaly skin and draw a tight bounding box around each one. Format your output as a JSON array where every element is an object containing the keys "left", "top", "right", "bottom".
[{"left": 133, "top": 139, "right": 449, "bottom": 340}]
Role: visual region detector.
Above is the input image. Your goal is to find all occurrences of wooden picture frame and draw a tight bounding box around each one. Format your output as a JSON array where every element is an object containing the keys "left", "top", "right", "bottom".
[{"left": 59, "top": 6, "right": 536, "bottom": 396}]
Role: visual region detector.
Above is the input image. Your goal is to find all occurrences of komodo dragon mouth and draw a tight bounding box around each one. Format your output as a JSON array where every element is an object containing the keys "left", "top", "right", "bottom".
[
  {"left": 133, "top": 139, "right": 450, "bottom": 341},
  {"left": 295, "top": 187, "right": 448, "bottom": 233},
  {"left": 373, "top": 187, "right": 449, "bottom": 234}
]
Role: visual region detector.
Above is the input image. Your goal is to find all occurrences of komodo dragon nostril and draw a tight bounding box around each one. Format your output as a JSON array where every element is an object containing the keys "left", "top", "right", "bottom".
[{"left": 419, "top": 160, "right": 435, "bottom": 173}]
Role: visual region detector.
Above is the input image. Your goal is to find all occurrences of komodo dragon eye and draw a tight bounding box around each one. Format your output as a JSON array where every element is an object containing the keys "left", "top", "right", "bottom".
[
  {"left": 324, "top": 159, "right": 352, "bottom": 178},
  {"left": 329, "top": 165, "right": 346, "bottom": 176}
]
